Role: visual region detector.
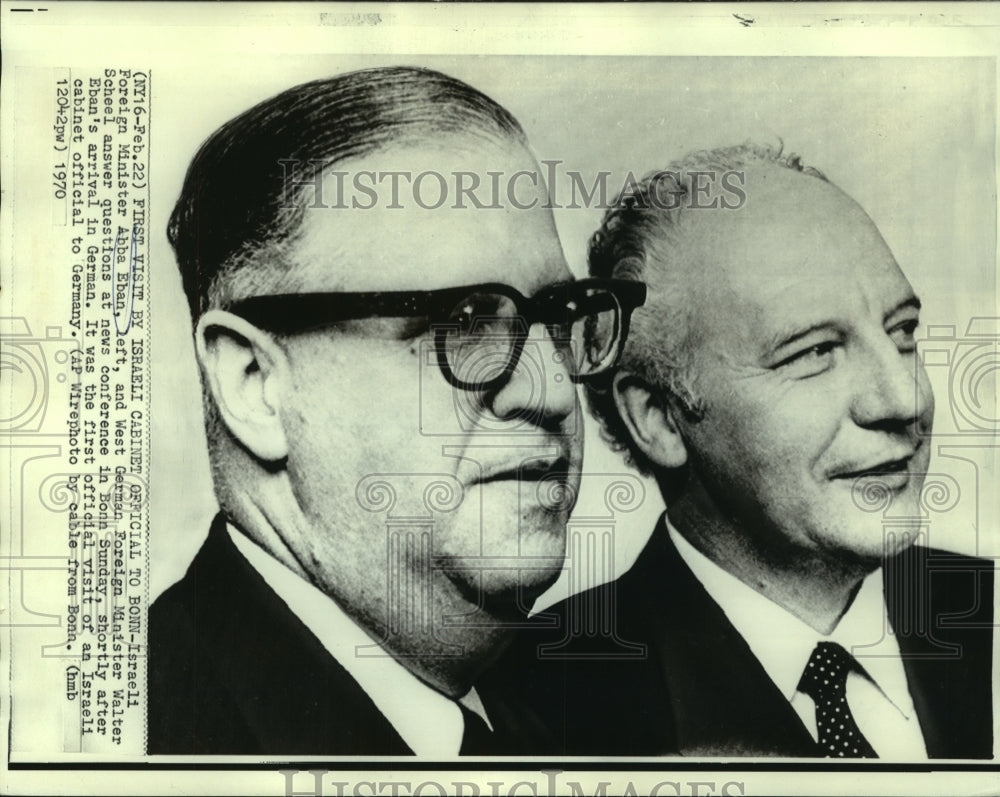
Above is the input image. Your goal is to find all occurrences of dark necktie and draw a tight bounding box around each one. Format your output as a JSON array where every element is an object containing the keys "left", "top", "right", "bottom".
[
  {"left": 797, "top": 641, "right": 879, "bottom": 758},
  {"left": 458, "top": 703, "right": 496, "bottom": 755}
]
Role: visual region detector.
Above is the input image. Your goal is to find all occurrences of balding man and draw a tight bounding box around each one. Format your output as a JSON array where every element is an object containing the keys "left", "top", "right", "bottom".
[{"left": 499, "top": 144, "right": 993, "bottom": 758}]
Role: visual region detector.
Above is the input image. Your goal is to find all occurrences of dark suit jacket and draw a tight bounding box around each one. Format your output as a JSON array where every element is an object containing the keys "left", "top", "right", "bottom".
[
  {"left": 147, "top": 514, "right": 547, "bottom": 755},
  {"left": 488, "top": 515, "right": 994, "bottom": 757}
]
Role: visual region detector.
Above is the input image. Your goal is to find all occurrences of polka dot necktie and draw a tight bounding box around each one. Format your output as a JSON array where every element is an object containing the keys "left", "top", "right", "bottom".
[{"left": 797, "top": 641, "right": 878, "bottom": 758}]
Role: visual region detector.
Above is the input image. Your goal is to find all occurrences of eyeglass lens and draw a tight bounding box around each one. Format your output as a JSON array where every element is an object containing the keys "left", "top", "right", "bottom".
[{"left": 440, "top": 288, "right": 623, "bottom": 388}]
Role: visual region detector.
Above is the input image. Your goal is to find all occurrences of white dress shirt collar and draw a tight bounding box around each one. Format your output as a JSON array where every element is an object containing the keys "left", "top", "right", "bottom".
[
  {"left": 227, "top": 524, "right": 488, "bottom": 757},
  {"left": 665, "top": 517, "right": 926, "bottom": 757}
]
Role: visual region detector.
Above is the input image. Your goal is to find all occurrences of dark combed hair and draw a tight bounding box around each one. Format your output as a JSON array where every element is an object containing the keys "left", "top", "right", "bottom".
[
  {"left": 168, "top": 66, "right": 527, "bottom": 320},
  {"left": 585, "top": 142, "right": 829, "bottom": 475}
]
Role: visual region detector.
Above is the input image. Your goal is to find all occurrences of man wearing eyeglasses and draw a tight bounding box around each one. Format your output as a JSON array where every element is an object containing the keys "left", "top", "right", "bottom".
[{"left": 147, "top": 66, "right": 644, "bottom": 755}]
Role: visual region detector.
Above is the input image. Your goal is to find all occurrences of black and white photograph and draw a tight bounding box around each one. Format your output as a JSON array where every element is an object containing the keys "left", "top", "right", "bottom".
[{"left": 2, "top": 4, "right": 998, "bottom": 795}]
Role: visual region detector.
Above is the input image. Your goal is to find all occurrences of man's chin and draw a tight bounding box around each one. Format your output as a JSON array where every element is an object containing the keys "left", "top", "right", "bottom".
[
  {"left": 876, "top": 525, "right": 922, "bottom": 558},
  {"left": 843, "top": 491, "right": 927, "bottom": 555},
  {"left": 443, "top": 556, "right": 564, "bottom": 618},
  {"left": 814, "top": 516, "right": 921, "bottom": 570}
]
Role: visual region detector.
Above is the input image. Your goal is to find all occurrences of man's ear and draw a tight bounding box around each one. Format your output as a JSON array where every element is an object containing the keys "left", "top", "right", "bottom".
[
  {"left": 195, "top": 310, "right": 289, "bottom": 463},
  {"left": 612, "top": 371, "right": 688, "bottom": 470}
]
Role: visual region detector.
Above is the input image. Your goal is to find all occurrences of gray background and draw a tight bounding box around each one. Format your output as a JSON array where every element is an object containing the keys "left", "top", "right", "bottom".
[{"left": 150, "top": 56, "right": 998, "bottom": 601}]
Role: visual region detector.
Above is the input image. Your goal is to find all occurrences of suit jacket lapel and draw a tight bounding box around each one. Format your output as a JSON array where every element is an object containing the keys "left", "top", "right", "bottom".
[
  {"left": 626, "top": 521, "right": 819, "bottom": 757},
  {"left": 187, "top": 516, "right": 412, "bottom": 754},
  {"left": 885, "top": 545, "right": 994, "bottom": 759},
  {"left": 607, "top": 521, "right": 992, "bottom": 759}
]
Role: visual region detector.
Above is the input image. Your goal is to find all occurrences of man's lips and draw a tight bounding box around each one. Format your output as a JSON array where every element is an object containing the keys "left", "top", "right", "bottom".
[
  {"left": 473, "top": 456, "right": 572, "bottom": 486},
  {"left": 830, "top": 447, "right": 919, "bottom": 487}
]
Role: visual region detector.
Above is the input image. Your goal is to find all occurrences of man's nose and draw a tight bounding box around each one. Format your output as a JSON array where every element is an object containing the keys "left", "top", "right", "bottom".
[
  {"left": 850, "top": 337, "right": 934, "bottom": 432},
  {"left": 487, "top": 322, "right": 577, "bottom": 431}
]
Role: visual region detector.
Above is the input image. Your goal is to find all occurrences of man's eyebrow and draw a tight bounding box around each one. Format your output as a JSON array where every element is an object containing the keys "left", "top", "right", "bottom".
[
  {"left": 764, "top": 321, "right": 838, "bottom": 355},
  {"left": 764, "top": 295, "right": 923, "bottom": 355},
  {"left": 884, "top": 295, "right": 922, "bottom": 322}
]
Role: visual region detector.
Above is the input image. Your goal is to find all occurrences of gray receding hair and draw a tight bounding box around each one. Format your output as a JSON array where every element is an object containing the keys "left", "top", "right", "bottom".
[{"left": 585, "top": 142, "right": 829, "bottom": 475}]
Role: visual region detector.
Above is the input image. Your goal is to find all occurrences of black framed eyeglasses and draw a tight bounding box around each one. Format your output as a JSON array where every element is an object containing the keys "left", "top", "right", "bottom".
[{"left": 223, "top": 278, "right": 646, "bottom": 391}]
